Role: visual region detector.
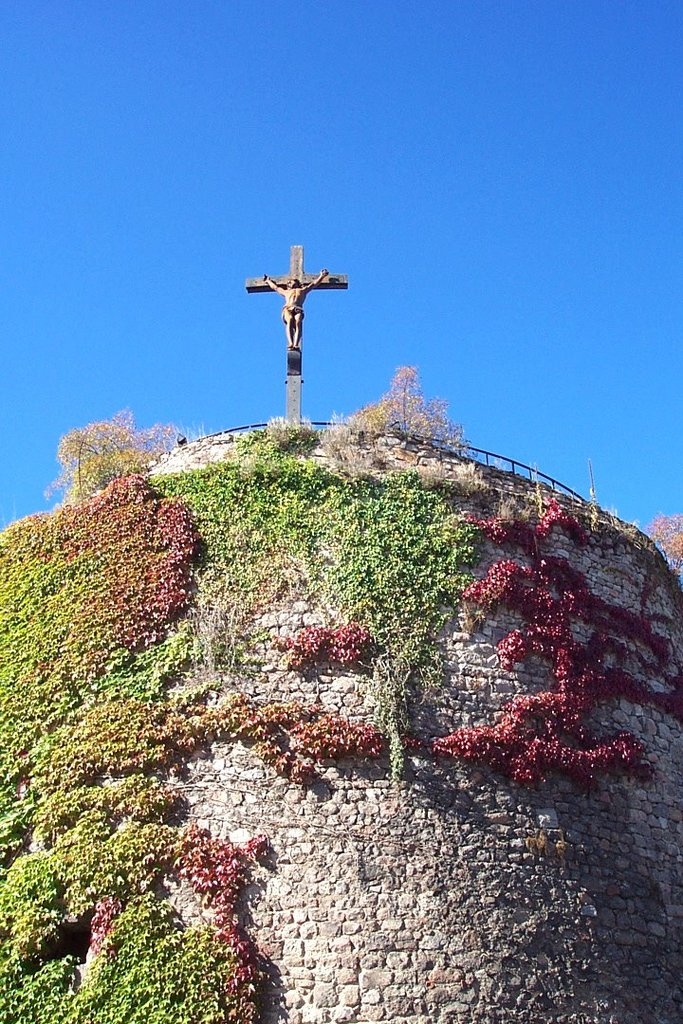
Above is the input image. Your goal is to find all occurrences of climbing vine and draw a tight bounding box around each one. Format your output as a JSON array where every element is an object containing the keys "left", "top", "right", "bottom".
[
  {"left": 10, "top": 433, "right": 676, "bottom": 1021},
  {"left": 0, "top": 435, "right": 481, "bottom": 1022},
  {"left": 56, "top": 894, "right": 257, "bottom": 1024},
  {"left": 177, "top": 825, "right": 269, "bottom": 1018},
  {"left": 278, "top": 622, "right": 374, "bottom": 670},
  {"left": 432, "top": 499, "right": 682, "bottom": 785},
  {"left": 156, "top": 433, "right": 477, "bottom": 663},
  {"left": 0, "top": 475, "right": 197, "bottom": 863},
  {"left": 0, "top": 474, "right": 218, "bottom": 1024},
  {"left": 156, "top": 434, "right": 478, "bottom": 770}
]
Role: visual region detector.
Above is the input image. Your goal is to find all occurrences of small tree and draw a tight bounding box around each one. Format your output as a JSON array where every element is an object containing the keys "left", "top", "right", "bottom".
[
  {"left": 49, "top": 410, "right": 176, "bottom": 504},
  {"left": 647, "top": 514, "right": 683, "bottom": 576},
  {"left": 350, "top": 366, "right": 465, "bottom": 446}
]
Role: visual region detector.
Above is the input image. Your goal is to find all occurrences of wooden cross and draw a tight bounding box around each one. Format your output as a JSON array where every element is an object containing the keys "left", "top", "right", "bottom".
[{"left": 246, "top": 245, "right": 348, "bottom": 424}]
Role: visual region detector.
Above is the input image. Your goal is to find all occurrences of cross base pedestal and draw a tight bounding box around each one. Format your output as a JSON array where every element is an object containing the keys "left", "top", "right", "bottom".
[{"left": 286, "top": 348, "right": 302, "bottom": 424}]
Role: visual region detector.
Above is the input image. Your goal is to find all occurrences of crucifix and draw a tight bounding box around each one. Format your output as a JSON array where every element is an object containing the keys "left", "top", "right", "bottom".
[{"left": 246, "top": 245, "right": 348, "bottom": 424}]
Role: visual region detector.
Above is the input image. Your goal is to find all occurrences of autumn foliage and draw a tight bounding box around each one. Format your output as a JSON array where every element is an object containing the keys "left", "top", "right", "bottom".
[
  {"left": 648, "top": 514, "right": 683, "bottom": 575},
  {"left": 49, "top": 409, "right": 176, "bottom": 503},
  {"left": 350, "top": 366, "right": 465, "bottom": 446},
  {"left": 1, "top": 474, "right": 198, "bottom": 688},
  {"left": 278, "top": 622, "right": 374, "bottom": 670},
  {"left": 432, "top": 500, "right": 680, "bottom": 786}
]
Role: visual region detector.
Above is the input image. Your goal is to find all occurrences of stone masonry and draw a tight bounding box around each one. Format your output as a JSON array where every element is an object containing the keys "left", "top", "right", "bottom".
[{"left": 154, "top": 430, "right": 683, "bottom": 1024}]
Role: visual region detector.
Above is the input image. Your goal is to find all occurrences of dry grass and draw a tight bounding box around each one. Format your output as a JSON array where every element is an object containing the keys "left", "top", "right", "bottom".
[
  {"left": 318, "top": 422, "right": 380, "bottom": 478},
  {"left": 449, "top": 461, "right": 488, "bottom": 495},
  {"left": 188, "top": 599, "right": 251, "bottom": 674},
  {"left": 265, "top": 417, "right": 318, "bottom": 453},
  {"left": 460, "top": 600, "right": 486, "bottom": 634},
  {"left": 494, "top": 493, "right": 534, "bottom": 521}
]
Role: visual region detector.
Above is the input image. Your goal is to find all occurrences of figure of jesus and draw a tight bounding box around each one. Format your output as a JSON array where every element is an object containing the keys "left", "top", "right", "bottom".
[{"left": 262, "top": 269, "right": 329, "bottom": 350}]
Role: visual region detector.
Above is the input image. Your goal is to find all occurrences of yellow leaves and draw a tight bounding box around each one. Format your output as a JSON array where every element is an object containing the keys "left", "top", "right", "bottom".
[
  {"left": 648, "top": 514, "right": 683, "bottom": 575},
  {"left": 350, "top": 366, "right": 465, "bottom": 446},
  {"left": 48, "top": 410, "right": 176, "bottom": 504}
]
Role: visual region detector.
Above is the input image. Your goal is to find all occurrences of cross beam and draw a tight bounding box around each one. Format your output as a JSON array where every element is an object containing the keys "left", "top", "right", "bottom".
[
  {"left": 246, "top": 245, "right": 348, "bottom": 424},
  {"left": 245, "top": 245, "right": 348, "bottom": 293}
]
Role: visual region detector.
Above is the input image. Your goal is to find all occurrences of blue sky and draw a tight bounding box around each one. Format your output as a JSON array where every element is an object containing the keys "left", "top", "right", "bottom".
[{"left": 1, "top": 0, "right": 681, "bottom": 528}]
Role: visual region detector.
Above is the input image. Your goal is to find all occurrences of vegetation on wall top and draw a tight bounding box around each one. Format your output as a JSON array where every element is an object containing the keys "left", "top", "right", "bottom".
[
  {"left": 48, "top": 410, "right": 176, "bottom": 504},
  {"left": 648, "top": 513, "right": 683, "bottom": 579},
  {"left": 349, "top": 365, "right": 465, "bottom": 447}
]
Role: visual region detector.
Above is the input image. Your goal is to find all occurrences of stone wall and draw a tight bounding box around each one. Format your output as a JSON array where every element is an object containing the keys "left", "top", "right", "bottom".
[
  {"left": 151, "top": 428, "right": 580, "bottom": 508},
  {"left": 155, "top": 431, "right": 683, "bottom": 1024}
]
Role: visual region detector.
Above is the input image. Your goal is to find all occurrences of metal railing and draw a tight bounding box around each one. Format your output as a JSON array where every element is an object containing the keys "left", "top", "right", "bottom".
[
  {"left": 197, "top": 423, "right": 585, "bottom": 503},
  {"left": 421, "top": 436, "right": 584, "bottom": 502}
]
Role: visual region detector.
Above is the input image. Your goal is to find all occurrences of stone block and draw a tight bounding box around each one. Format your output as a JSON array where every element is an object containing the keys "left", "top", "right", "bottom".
[
  {"left": 360, "top": 969, "right": 393, "bottom": 990},
  {"left": 361, "top": 988, "right": 382, "bottom": 1005},
  {"left": 312, "top": 983, "right": 337, "bottom": 1008},
  {"left": 339, "top": 984, "right": 360, "bottom": 1007},
  {"left": 331, "top": 1008, "right": 357, "bottom": 1023}
]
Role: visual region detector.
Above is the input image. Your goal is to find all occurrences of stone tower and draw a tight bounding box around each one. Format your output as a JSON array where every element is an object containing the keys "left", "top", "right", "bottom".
[
  {"left": 154, "top": 430, "right": 683, "bottom": 1024},
  {"left": 1, "top": 428, "right": 681, "bottom": 1024}
]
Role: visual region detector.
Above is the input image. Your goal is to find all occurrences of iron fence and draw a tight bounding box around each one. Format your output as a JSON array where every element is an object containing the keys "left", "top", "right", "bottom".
[{"left": 198, "top": 423, "right": 585, "bottom": 503}]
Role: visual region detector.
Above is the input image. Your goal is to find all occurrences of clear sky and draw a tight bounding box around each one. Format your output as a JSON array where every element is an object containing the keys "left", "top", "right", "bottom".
[{"left": 1, "top": 0, "right": 681, "bottom": 528}]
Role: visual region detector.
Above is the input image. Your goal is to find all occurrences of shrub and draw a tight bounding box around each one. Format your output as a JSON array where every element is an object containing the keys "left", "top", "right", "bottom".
[
  {"left": 647, "top": 514, "right": 683, "bottom": 577},
  {"left": 350, "top": 366, "right": 465, "bottom": 447},
  {"left": 49, "top": 411, "right": 176, "bottom": 504}
]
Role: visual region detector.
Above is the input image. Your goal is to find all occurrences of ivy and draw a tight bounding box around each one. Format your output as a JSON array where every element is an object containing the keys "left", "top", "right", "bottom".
[
  {"left": 54, "top": 817, "right": 177, "bottom": 916},
  {"left": 434, "top": 499, "right": 680, "bottom": 786},
  {"left": 33, "top": 698, "right": 205, "bottom": 794},
  {"left": 94, "top": 627, "right": 193, "bottom": 702},
  {"left": 0, "top": 951, "right": 74, "bottom": 1024},
  {"left": 0, "top": 436, "right": 482, "bottom": 1021},
  {"left": 1, "top": 434, "right": 678, "bottom": 1020},
  {"left": 0, "top": 476, "right": 197, "bottom": 861},
  {"left": 328, "top": 472, "right": 477, "bottom": 666},
  {"left": 34, "top": 776, "right": 176, "bottom": 847},
  {"left": 157, "top": 448, "right": 478, "bottom": 770},
  {"left": 0, "top": 852, "right": 63, "bottom": 958},
  {"left": 156, "top": 443, "right": 477, "bottom": 667},
  {"left": 68, "top": 896, "right": 253, "bottom": 1024},
  {"left": 156, "top": 439, "right": 337, "bottom": 613},
  {"left": 177, "top": 825, "right": 269, "bottom": 1014},
  {"left": 278, "top": 622, "right": 374, "bottom": 670}
]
